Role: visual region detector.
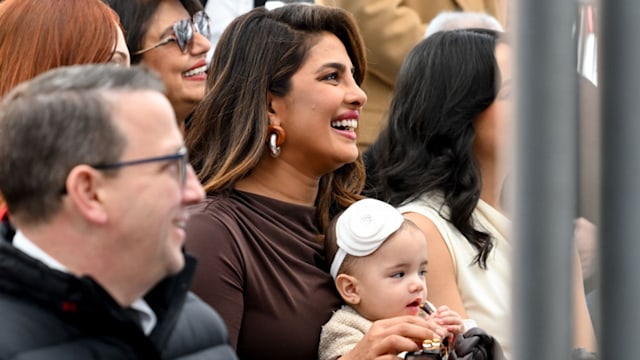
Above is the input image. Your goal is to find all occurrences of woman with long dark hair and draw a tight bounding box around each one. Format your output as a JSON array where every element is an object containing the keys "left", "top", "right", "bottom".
[
  {"left": 365, "top": 29, "right": 596, "bottom": 358},
  {"left": 185, "top": 4, "right": 444, "bottom": 359}
]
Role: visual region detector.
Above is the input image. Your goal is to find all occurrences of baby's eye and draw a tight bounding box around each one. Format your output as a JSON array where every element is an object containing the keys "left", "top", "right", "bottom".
[
  {"left": 390, "top": 272, "right": 405, "bottom": 278},
  {"left": 419, "top": 269, "right": 428, "bottom": 277}
]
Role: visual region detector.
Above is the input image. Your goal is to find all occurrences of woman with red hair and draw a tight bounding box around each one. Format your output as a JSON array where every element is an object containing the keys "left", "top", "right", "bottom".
[
  {"left": 0, "top": 0, "right": 129, "bottom": 97},
  {"left": 0, "top": 0, "right": 129, "bottom": 208}
]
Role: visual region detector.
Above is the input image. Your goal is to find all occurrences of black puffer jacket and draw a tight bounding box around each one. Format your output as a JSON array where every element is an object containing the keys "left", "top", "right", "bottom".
[{"left": 0, "top": 217, "right": 237, "bottom": 360}]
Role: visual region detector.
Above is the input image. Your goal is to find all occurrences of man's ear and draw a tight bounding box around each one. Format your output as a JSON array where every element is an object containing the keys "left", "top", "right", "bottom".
[
  {"left": 64, "top": 165, "right": 108, "bottom": 225},
  {"left": 335, "top": 273, "right": 361, "bottom": 305}
]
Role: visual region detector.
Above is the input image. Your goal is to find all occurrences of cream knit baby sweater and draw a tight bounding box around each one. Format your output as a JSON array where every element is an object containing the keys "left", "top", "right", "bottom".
[{"left": 318, "top": 305, "right": 372, "bottom": 360}]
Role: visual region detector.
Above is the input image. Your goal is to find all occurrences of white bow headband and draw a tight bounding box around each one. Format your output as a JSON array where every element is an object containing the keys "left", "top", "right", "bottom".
[{"left": 329, "top": 198, "right": 405, "bottom": 279}]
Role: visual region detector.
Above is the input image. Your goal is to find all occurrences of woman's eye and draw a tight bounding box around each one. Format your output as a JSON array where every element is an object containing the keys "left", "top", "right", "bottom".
[
  {"left": 108, "top": 58, "right": 125, "bottom": 66},
  {"left": 323, "top": 72, "right": 338, "bottom": 81}
]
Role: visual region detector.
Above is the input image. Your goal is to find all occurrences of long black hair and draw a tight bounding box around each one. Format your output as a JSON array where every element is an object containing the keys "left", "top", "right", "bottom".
[{"left": 364, "top": 29, "right": 504, "bottom": 268}]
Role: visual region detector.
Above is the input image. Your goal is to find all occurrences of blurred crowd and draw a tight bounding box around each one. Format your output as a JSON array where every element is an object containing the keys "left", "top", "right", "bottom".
[{"left": 0, "top": 0, "right": 600, "bottom": 359}]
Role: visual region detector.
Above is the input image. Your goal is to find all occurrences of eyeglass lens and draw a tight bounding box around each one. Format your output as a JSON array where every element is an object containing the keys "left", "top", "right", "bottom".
[
  {"left": 173, "top": 19, "right": 192, "bottom": 52},
  {"left": 173, "top": 11, "right": 211, "bottom": 53},
  {"left": 194, "top": 11, "right": 211, "bottom": 38},
  {"left": 178, "top": 153, "right": 187, "bottom": 186}
]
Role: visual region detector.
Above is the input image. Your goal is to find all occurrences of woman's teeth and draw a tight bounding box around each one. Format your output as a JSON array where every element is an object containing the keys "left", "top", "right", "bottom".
[
  {"left": 331, "top": 119, "right": 358, "bottom": 130},
  {"left": 183, "top": 65, "right": 207, "bottom": 77}
]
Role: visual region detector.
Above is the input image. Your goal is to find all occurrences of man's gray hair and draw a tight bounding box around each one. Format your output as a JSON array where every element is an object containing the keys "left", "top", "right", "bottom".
[
  {"left": 0, "top": 64, "right": 166, "bottom": 224},
  {"left": 425, "top": 11, "right": 504, "bottom": 38}
]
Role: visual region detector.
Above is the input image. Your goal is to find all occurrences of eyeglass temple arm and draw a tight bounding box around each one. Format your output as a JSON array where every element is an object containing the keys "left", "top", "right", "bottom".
[{"left": 133, "top": 37, "right": 174, "bottom": 56}]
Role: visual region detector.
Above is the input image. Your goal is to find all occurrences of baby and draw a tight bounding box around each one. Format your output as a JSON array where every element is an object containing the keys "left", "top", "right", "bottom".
[{"left": 319, "top": 198, "right": 464, "bottom": 360}]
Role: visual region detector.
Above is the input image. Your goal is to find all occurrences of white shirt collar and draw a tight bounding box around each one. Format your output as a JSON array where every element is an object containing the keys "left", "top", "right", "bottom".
[
  {"left": 13, "top": 229, "right": 67, "bottom": 271},
  {"left": 129, "top": 298, "right": 157, "bottom": 335},
  {"left": 12, "top": 230, "right": 157, "bottom": 334}
]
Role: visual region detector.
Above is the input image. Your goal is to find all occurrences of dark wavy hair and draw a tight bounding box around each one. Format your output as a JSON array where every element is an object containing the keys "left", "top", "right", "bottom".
[
  {"left": 186, "top": 4, "right": 367, "bottom": 232},
  {"left": 364, "top": 29, "right": 505, "bottom": 268}
]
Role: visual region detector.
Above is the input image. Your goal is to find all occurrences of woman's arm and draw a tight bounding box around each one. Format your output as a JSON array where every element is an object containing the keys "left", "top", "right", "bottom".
[
  {"left": 573, "top": 249, "right": 598, "bottom": 350},
  {"left": 404, "top": 212, "right": 469, "bottom": 319},
  {"left": 184, "top": 210, "right": 245, "bottom": 349}
]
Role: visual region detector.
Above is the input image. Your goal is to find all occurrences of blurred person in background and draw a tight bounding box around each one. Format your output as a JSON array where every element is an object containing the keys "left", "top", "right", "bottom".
[
  {"left": 0, "top": 0, "right": 130, "bottom": 211},
  {"left": 200, "top": 0, "right": 315, "bottom": 54},
  {"left": 425, "top": 10, "right": 503, "bottom": 38},
  {"left": 107, "top": 0, "right": 212, "bottom": 131},
  {"left": 0, "top": 0, "right": 129, "bottom": 98},
  {"left": 365, "top": 29, "right": 597, "bottom": 358}
]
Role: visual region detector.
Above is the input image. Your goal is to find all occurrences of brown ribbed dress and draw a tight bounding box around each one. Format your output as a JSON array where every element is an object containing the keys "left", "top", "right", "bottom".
[{"left": 185, "top": 190, "right": 342, "bottom": 360}]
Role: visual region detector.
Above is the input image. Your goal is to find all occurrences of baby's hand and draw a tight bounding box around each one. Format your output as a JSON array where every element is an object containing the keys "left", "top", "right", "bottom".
[{"left": 433, "top": 305, "right": 465, "bottom": 337}]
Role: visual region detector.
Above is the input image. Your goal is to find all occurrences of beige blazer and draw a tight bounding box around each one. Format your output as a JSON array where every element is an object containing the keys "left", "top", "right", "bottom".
[{"left": 317, "top": 0, "right": 508, "bottom": 151}]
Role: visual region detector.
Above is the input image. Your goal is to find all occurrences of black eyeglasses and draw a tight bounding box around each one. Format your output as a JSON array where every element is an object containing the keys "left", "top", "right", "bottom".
[
  {"left": 134, "top": 11, "right": 211, "bottom": 55},
  {"left": 93, "top": 147, "right": 189, "bottom": 186},
  {"left": 60, "top": 147, "right": 189, "bottom": 196}
]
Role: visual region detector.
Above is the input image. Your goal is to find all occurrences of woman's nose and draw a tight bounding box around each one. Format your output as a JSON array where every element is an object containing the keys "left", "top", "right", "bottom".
[
  {"left": 190, "top": 31, "right": 212, "bottom": 56},
  {"left": 345, "top": 75, "right": 367, "bottom": 109}
]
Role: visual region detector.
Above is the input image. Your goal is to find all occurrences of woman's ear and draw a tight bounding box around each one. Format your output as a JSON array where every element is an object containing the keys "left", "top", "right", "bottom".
[
  {"left": 267, "top": 91, "right": 281, "bottom": 125},
  {"left": 65, "top": 165, "right": 108, "bottom": 225},
  {"left": 335, "top": 273, "right": 361, "bottom": 305}
]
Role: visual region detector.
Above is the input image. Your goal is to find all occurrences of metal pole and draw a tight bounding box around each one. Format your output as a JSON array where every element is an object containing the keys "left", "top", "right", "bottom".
[
  {"left": 600, "top": 0, "right": 640, "bottom": 357},
  {"left": 513, "top": 0, "right": 577, "bottom": 358}
]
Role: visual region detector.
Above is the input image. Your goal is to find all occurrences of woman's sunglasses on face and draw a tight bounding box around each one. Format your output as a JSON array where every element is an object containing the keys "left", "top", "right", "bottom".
[{"left": 134, "top": 10, "right": 211, "bottom": 55}]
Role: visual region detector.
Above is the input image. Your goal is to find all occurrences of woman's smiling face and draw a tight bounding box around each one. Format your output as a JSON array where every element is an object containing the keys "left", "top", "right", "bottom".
[
  {"left": 137, "top": 0, "right": 211, "bottom": 124},
  {"left": 268, "top": 32, "right": 367, "bottom": 176}
]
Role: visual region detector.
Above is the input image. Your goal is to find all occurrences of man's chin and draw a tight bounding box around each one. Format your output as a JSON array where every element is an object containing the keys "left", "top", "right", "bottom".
[{"left": 166, "top": 252, "right": 186, "bottom": 275}]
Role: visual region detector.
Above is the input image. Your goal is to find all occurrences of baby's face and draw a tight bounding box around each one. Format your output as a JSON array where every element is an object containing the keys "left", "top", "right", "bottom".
[{"left": 350, "top": 224, "right": 429, "bottom": 321}]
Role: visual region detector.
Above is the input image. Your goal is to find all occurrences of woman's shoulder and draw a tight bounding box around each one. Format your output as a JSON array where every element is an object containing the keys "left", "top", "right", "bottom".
[
  {"left": 397, "top": 192, "right": 447, "bottom": 218},
  {"left": 187, "top": 192, "right": 250, "bottom": 236},
  {"left": 399, "top": 193, "right": 464, "bottom": 248},
  {"left": 191, "top": 191, "right": 252, "bottom": 219}
]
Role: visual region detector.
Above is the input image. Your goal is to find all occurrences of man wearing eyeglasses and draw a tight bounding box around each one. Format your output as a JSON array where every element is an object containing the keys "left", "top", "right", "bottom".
[{"left": 0, "top": 64, "right": 237, "bottom": 359}]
